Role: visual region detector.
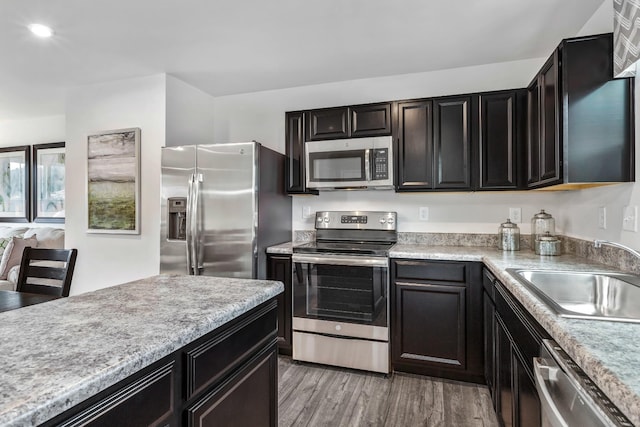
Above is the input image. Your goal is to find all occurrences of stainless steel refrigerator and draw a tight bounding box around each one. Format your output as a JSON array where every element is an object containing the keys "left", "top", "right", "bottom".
[{"left": 160, "top": 141, "right": 291, "bottom": 279}]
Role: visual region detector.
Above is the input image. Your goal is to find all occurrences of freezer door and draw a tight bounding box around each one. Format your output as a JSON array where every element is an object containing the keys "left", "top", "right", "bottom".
[
  {"left": 197, "top": 143, "right": 256, "bottom": 278},
  {"left": 160, "top": 145, "right": 196, "bottom": 274}
]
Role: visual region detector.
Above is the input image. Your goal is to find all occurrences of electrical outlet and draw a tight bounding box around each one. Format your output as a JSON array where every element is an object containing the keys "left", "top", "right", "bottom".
[
  {"left": 623, "top": 205, "right": 638, "bottom": 232},
  {"left": 598, "top": 206, "right": 607, "bottom": 229},
  {"left": 509, "top": 207, "right": 522, "bottom": 223},
  {"left": 302, "top": 206, "right": 312, "bottom": 219},
  {"left": 419, "top": 207, "right": 429, "bottom": 221}
]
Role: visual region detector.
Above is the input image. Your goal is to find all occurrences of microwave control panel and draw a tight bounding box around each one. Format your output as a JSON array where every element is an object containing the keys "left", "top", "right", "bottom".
[{"left": 372, "top": 149, "right": 388, "bottom": 180}]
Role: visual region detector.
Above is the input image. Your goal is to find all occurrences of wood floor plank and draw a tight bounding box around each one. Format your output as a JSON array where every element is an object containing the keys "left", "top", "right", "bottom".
[{"left": 278, "top": 357, "right": 499, "bottom": 427}]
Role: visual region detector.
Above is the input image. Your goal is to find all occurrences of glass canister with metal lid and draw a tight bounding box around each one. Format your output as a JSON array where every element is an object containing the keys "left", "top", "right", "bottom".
[
  {"left": 498, "top": 219, "right": 520, "bottom": 251},
  {"left": 535, "top": 231, "right": 562, "bottom": 256},
  {"left": 531, "top": 209, "right": 555, "bottom": 241}
]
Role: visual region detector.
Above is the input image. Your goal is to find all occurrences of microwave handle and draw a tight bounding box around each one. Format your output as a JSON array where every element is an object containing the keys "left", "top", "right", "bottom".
[{"left": 365, "top": 149, "right": 371, "bottom": 182}]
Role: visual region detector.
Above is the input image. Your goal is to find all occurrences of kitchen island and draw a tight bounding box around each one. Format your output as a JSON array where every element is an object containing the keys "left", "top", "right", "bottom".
[{"left": 0, "top": 274, "right": 283, "bottom": 427}]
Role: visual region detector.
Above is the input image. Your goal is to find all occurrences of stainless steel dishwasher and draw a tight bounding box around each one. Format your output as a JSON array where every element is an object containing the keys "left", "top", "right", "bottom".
[{"left": 534, "top": 339, "right": 633, "bottom": 427}]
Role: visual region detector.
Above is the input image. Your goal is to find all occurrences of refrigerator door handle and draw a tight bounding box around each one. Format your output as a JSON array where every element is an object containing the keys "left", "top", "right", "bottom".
[
  {"left": 193, "top": 173, "right": 203, "bottom": 274},
  {"left": 186, "top": 173, "right": 196, "bottom": 275}
]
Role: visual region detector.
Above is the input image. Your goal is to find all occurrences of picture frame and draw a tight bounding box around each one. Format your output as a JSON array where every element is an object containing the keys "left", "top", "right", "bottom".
[
  {"left": 32, "top": 142, "right": 65, "bottom": 223},
  {"left": 0, "top": 146, "right": 30, "bottom": 223},
  {"left": 86, "top": 128, "right": 140, "bottom": 234}
]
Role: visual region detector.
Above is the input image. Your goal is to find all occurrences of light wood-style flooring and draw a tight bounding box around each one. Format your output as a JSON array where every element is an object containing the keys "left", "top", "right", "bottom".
[{"left": 278, "top": 357, "right": 498, "bottom": 427}]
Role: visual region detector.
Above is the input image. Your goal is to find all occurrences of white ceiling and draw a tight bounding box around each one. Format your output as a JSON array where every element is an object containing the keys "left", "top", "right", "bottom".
[{"left": 0, "top": 0, "right": 604, "bottom": 121}]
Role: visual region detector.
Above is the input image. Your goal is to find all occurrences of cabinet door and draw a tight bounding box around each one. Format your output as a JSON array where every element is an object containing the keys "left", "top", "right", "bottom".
[
  {"left": 433, "top": 96, "right": 472, "bottom": 189},
  {"left": 479, "top": 91, "right": 522, "bottom": 189},
  {"left": 307, "top": 107, "right": 349, "bottom": 140},
  {"left": 514, "top": 351, "right": 542, "bottom": 427},
  {"left": 538, "top": 52, "right": 561, "bottom": 185},
  {"left": 496, "top": 316, "right": 514, "bottom": 427},
  {"left": 526, "top": 81, "right": 540, "bottom": 186},
  {"left": 267, "top": 255, "right": 292, "bottom": 356},
  {"left": 285, "top": 112, "right": 316, "bottom": 194},
  {"left": 350, "top": 103, "right": 392, "bottom": 137},
  {"left": 396, "top": 100, "right": 434, "bottom": 190},
  {"left": 186, "top": 345, "right": 277, "bottom": 427},
  {"left": 483, "top": 292, "right": 496, "bottom": 404},
  {"left": 393, "top": 281, "right": 466, "bottom": 370}
]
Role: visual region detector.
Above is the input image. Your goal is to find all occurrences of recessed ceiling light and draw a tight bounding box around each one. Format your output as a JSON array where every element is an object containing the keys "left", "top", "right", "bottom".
[{"left": 28, "top": 24, "right": 54, "bottom": 38}]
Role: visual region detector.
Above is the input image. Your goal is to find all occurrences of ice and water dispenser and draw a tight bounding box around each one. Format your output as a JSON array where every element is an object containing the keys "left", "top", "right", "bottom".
[{"left": 167, "top": 197, "right": 187, "bottom": 240}]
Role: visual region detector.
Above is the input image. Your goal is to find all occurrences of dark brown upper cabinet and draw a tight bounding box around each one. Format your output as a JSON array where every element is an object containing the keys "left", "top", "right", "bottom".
[
  {"left": 396, "top": 96, "right": 473, "bottom": 192},
  {"left": 350, "top": 103, "right": 392, "bottom": 137},
  {"left": 306, "top": 107, "right": 350, "bottom": 140},
  {"left": 396, "top": 100, "right": 434, "bottom": 190},
  {"left": 306, "top": 103, "right": 392, "bottom": 141},
  {"left": 527, "top": 33, "right": 635, "bottom": 189},
  {"left": 527, "top": 53, "right": 560, "bottom": 187},
  {"left": 479, "top": 90, "right": 526, "bottom": 190},
  {"left": 285, "top": 111, "right": 317, "bottom": 195},
  {"left": 433, "top": 96, "right": 473, "bottom": 190}
]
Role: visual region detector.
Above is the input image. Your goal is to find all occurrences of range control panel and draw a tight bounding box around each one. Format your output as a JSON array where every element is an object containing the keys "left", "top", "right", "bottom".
[
  {"left": 341, "top": 215, "right": 367, "bottom": 224},
  {"left": 315, "top": 211, "right": 396, "bottom": 231}
]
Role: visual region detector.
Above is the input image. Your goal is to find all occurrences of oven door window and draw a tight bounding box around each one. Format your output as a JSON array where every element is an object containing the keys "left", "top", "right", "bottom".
[
  {"left": 308, "top": 150, "right": 366, "bottom": 182},
  {"left": 294, "top": 261, "right": 386, "bottom": 323}
]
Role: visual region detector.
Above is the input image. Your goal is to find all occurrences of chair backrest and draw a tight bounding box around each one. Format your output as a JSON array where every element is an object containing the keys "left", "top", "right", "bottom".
[{"left": 16, "top": 247, "right": 78, "bottom": 297}]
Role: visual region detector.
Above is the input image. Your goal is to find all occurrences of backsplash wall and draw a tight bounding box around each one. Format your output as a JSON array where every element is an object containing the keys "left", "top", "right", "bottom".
[{"left": 291, "top": 190, "right": 563, "bottom": 234}]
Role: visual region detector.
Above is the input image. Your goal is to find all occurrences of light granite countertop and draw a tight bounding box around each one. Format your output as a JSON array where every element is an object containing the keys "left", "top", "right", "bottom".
[
  {"left": 267, "top": 241, "right": 639, "bottom": 423},
  {"left": 0, "top": 274, "right": 283, "bottom": 427},
  {"left": 266, "top": 241, "right": 294, "bottom": 254}
]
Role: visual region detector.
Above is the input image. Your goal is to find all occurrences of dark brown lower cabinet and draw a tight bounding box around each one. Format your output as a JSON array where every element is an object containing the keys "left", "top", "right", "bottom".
[
  {"left": 43, "top": 299, "right": 279, "bottom": 427},
  {"left": 485, "top": 267, "right": 545, "bottom": 427},
  {"left": 186, "top": 344, "right": 277, "bottom": 427},
  {"left": 391, "top": 259, "right": 483, "bottom": 383},
  {"left": 266, "top": 254, "right": 292, "bottom": 355}
]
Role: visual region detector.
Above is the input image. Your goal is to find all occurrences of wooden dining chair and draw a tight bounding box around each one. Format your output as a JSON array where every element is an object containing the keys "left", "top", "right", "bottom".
[{"left": 16, "top": 247, "right": 78, "bottom": 297}]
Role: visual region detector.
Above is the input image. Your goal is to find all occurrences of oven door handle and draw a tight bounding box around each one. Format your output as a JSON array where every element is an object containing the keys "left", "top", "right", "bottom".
[{"left": 292, "top": 254, "right": 388, "bottom": 267}]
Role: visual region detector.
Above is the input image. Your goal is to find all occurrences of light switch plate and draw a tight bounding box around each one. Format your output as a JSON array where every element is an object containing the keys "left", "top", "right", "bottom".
[
  {"left": 302, "top": 206, "right": 312, "bottom": 219},
  {"left": 623, "top": 206, "right": 638, "bottom": 232},
  {"left": 598, "top": 206, "right": 606, "bottom": 229},
  {"left": 419, "top": 207, "right": 429, "bottom": 221}
]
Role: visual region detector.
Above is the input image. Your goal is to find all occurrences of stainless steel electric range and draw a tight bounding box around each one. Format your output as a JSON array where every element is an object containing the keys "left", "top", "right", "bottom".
[{"left": 292, "top": 211, "right": 397, "bottom": 374}]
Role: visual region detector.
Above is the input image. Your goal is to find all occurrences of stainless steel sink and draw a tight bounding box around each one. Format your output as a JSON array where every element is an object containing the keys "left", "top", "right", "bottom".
[{"left": 506, "top": 269, "right": 640, "bottom": 323}]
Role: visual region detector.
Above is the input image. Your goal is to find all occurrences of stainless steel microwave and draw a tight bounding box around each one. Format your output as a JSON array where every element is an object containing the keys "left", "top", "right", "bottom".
[{"left": 305, "top": 136, "right": 394, "bottom": 190}]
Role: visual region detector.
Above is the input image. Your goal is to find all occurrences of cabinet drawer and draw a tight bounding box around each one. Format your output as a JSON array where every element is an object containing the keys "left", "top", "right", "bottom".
[
  {"left": 482, "top": 268, "right": 496, "bottom": 302},
  {"left": 185, "top": 301, "right": 277, "bottom": 399},
  {"left": 393, "top": 260, "right": 466, "bottom": 283},
  {"left": 59, "top": 362, "right": 175, "bottom": 427}
]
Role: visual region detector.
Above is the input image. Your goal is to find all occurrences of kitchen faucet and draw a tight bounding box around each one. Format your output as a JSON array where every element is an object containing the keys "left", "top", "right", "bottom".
[{"left": 593, "top": 240, "right": 640, "bottom": 262}]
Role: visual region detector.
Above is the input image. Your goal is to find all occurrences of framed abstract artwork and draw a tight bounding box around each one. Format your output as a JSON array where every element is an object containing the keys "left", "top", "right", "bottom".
[
  {"left": 86, "top": 128, "right": 140, "bottom": 234},
  {"left": 0, "top": 146, "right": 30, "bottom": 222},
  {"left": 32, "top": 142, "right": 65, "bottom": 223}
]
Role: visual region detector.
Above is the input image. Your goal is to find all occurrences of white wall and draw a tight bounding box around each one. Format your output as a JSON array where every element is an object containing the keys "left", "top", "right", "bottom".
[
  {"left": 213, "top": 58, "right": 564, "bottom": 234},
  {"left": 165, "top": 75, "right": 215, "bottom": 147},
  {"left": 0, "top": 115, "right": 65, "bottom": 146},
  {"left": 65, "top": 74, "right": 166, "bottom": 295}
]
